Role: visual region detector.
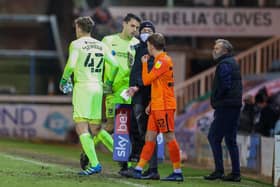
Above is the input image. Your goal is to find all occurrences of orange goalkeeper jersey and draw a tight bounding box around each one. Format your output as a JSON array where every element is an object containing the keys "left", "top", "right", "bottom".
[{"left": 142, "top": 52, "right": 176, "bottom": 111}]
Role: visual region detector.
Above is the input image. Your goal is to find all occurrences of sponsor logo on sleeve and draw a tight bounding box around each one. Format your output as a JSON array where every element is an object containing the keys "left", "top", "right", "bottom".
[{"left": 155, "top": 61, "right": 162, "bottom": 69}]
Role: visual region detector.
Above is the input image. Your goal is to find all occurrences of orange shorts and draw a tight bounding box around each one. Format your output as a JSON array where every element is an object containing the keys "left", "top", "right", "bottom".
[{"left": 147, "top": 110, "right": 175, "bottom": 133}]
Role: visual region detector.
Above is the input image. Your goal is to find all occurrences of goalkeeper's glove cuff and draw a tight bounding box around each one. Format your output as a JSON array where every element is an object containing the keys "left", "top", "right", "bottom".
[{"left": 60, "top": 78, "right": 67, "bottom": 85}]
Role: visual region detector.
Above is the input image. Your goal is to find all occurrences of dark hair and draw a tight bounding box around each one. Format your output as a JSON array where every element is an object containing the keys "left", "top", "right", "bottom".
[
  {"left": 74, "top": 16, "right": 94, "bottom": 33},
  {"left": 147, "top": 33, "right": 165, "bottom": 50},
  {"left": 123, "top": 13, "right": 141, "bottom": 23}
]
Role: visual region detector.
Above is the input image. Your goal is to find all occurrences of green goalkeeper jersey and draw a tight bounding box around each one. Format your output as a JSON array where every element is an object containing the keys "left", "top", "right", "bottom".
[
  {"left": 102, "top": 34, "right": 139, "bottom": 94},
  {"left": 61, "top": 36, "right": 118, "bottom": 85}
]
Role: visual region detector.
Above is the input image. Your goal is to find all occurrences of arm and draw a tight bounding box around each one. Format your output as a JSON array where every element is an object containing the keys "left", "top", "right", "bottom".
[
  {"left": 60, "top": 42, "right": 79, "bottom": 88},
  {"left": 129, "top": 54, "right": 138, "bottom": 87},
  {"left": 216, "top": 63, "right": 232, "bottom": 97},
  {"left": 102, "top": 36, "right": 117, "bottom": 85},
  {"left": 104, "top": 51, "right": 119, "bottom": 84},
  {"left": 142, "top": 57, "right": 169, "bottom": 86},
  {"left": 62, "top": 43, "right": 79, "bottom": 80},
  {"left": 135, "top": 56, "right": 153, "bottom": 87}
]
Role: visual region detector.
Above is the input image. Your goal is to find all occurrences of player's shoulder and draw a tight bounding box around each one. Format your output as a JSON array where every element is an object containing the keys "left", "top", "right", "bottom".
[
  {"left": 158, "top": 52, "right": 170, "bottom": 62},
  {"left": 155, "top": 53, "right": 172, "bottom": 68},
  {"left": 69, "top": 39, "right": 79, "bottom": 48},
  {"left": 70, "top": 37, "right": 88, "bottom": 48},
  {"left": 130, "top": 37, "right": 139, "bottom": 45},
  {"left": 76, "top": 37, "right": 105, "bottom": 47},
  {"left": 102, "top": 34, "right": 119, "bottom": 42}
]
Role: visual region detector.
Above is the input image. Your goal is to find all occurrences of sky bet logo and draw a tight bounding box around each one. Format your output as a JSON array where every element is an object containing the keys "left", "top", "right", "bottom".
[
  {"left": 113, "top": 104, "right": 131, "bottom": 161},
  {"left": 114, "top": 135, "right": 129, "bottom": 159},
  {"left": 115, "top": 112, "right": 129, "bottom": 134}
]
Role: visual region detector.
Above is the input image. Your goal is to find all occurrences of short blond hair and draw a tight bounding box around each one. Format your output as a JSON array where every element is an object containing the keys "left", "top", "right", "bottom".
[{"left": 74, "top": 16, "right": 94, "bottom": 33}]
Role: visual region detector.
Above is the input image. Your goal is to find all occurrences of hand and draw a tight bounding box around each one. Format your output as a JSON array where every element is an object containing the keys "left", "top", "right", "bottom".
[
  {"left": 59, "top": 78, "right": 67, "bottom": 93},
  {"left": 126, "top": 86, "right": 139, "bottom": 97},
  {"left": 145, "top": 104, "right": 151, "bottom": 115},
  {"left": 141, "top": 54, "right": 150, "bottom": 63},
  {"left": 60, "top": 78, "right": 73, "bottom": 94}
]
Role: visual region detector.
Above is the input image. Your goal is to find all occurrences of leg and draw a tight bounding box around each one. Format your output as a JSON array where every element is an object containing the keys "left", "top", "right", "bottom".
[
  {"left": 134, "top": 104, "right": 159, "bottom": 177},
  {"left": 73, "top": 84, "right": 102, "bottom": 175},
  {"left": 148, "top": 143, "right": 158, "bottom": 172},
  {"left": 142, "top": 143, "right": 160, "bottom": 180},
  {"left": 207, "top": 109, "right": 225, "bottom": 173},
  {"left": 161, "top": 110, "right": 184, "bottom": 182},
  {"left": 129, "top": 105, "right": 142, "bottom": 160},
  {"left": 164, "top": 132, "right": 181, "bottom": 172},
  {"left": 91, "top": 125, "right": 113, "bottom": 153},
  {"left": 224, "top": 108, "right": 241, "bottom": 176},
  {"left": 136, "top": 130, "right": 158, "bottom": 170},
  {"left": 135, "top": 113, "right": 158, "bottom": 171},
  {"left": 134, "top": 104, "right": 148, "bottom": 141},
  {"left": 132, "top": 104, "right": 148, "bottom": 159},
  {"left": 103, "top": 118, "right": 114, "bottom": 133},
  {"left": 76, "top": 121, "right": 99, "bottom": 168},
  {"left": 93, "top": 94, "right": 114, "bottom": 147}
]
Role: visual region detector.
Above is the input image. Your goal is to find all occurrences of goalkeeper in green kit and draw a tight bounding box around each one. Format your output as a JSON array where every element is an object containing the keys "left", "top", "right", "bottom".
[
  {"left": 101, "top": 13, "right": 141, "bottom": 172},
  {"left": 102, "top": 13, "right": 140, "bottom": 132},
  {"left": 59, "top": 16, "right": 118, "bottom": 176}
]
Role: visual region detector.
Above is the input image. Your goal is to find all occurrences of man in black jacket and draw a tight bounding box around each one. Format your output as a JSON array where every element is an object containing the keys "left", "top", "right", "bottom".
[
  {"left": 204, "top": 39, "right": 242, "bottom": 182},
  {"left": 123, "top": 20, "right": 160, "bottom": 180}
]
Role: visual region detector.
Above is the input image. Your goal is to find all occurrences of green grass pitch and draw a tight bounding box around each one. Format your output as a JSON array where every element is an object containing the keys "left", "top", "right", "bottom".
[{"left": 0, "top": 139, "right": 272, "bottom": 187}]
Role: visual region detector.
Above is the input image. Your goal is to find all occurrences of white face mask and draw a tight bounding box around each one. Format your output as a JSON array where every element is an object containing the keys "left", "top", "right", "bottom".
[{"left": 140, "top": 33, "right": 150, "bottom": 42}]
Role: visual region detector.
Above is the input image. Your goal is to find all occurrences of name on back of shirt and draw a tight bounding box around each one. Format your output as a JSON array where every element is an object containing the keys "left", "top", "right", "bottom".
[{"left": 82, "top": 42, "right": 102, "bottom": 51}]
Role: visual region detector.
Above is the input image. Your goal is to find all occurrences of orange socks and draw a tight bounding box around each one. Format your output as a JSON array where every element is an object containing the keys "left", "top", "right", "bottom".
[
  {"left": 137, "top": 141, "right": 156, "bottom": 168},
  {"left": 168, "top": 139, "right": 181, "bottom": 169},
  {"left": 137, "top": 139, "right": 181, "bottom": 172}
]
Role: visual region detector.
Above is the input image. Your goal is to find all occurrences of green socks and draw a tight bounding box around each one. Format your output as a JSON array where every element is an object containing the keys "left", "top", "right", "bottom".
[
  {"left": 93, "top": 136, "right": 101, "bottom": 146},
  {"left": 79, "top": 131, "right": 113, "bottom": 168},
  {"left": 79, "top": 133, "right": 99, "bottom": 167},
  {"left": 94, "top": 129, "right": 113, "bottom": 153}
]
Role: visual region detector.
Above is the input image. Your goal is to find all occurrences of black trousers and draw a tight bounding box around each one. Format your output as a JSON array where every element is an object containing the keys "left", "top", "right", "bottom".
[{"left": 208, "top": 107, "right": 241, "bottom": 175}]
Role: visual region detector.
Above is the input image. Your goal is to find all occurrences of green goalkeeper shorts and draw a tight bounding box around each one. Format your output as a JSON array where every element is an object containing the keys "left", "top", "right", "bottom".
[{"left": 73, "top": 83, "right": 103, "bottom": 123}]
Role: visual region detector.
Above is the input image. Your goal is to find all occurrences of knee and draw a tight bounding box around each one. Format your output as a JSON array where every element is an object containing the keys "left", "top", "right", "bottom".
[
  {"left": 104, "top": 119, "right": 114, "bottom": 133},
  {"left": 90, "top": 125, "right": 102, "bottom": 136},
  {"left": 207, "top": 133, "right": 216, "bottom": 144},
  {"left": 164, "top": 132, "right": 175, "bottom": 143},
  {"left": 225, "top": 137, "right": 237, "bottom": 147},
  {"left": 145, "top": 132, "right": 157, "bottom": 142},
  {"left": 104, "top": 126, "right": 114, "bottom": 133},
  {"left": 75, "top": 123, "right": 88, "bottom": 136}
]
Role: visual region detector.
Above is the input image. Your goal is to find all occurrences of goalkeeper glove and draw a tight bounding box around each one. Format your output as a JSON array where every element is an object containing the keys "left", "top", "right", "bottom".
[{"left": 59, "top": 78, "right": 73, "bottom": 94}]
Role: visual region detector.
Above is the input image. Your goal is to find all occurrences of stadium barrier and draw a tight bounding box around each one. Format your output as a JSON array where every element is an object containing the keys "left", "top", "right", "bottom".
[
  {"left": 0, "top": 95, "right": 278, "bottom": 184},
  {"left": 0, "top": 95, "right": 74, "bottom": 142},
  {"left": 274, "top": 135, "right": 280, "bottom": 186},
  {"left": 180, "top": 131, "right": 275, "bottom": 183},
  {"left": 175, "top": 36, "right": 280, "bottom": 113}
]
